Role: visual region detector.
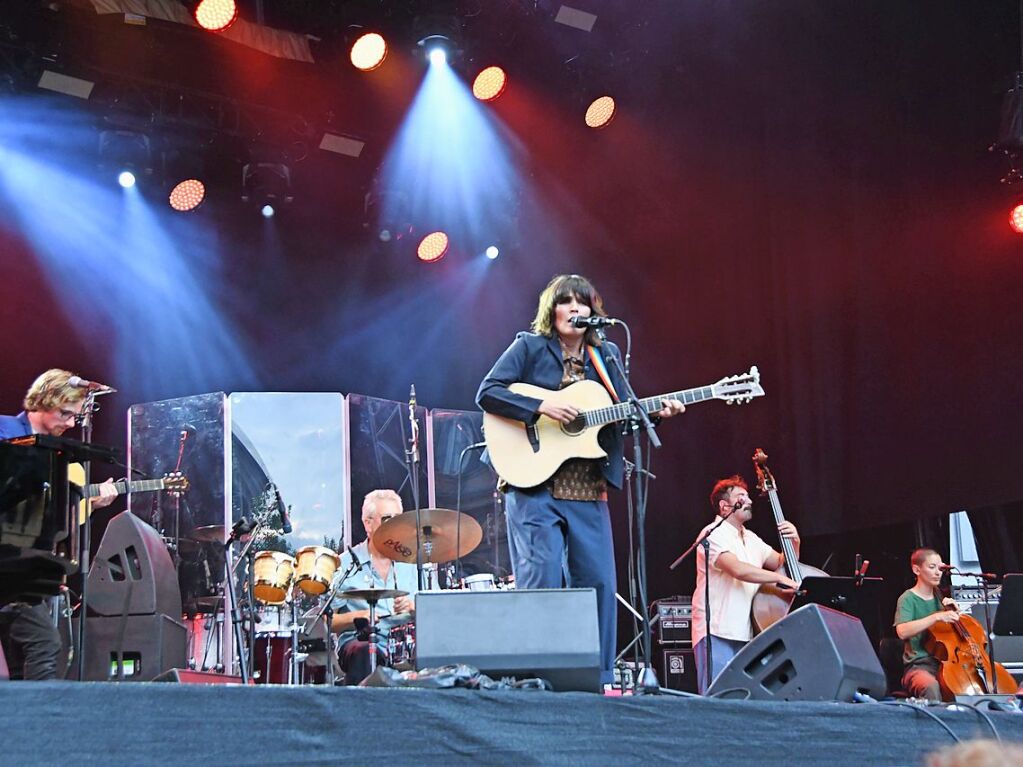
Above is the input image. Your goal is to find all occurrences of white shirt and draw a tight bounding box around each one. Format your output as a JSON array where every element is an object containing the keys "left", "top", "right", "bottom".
[{"left": 691, "top": 518, "right": 775, "bottom": 645}]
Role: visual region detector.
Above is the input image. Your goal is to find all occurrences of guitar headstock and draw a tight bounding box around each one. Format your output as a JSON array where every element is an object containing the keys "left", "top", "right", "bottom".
[
  {"left": 712, "top": 366, "right": 765, "bottom": 405},
  {"left": 163, "top": 472, "right": 190, "bottom": 496}
]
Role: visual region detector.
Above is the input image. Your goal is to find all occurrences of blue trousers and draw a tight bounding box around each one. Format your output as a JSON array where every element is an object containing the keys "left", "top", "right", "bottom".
[
  {"left": 693, "top": 635, "right": 746, "bottom": 694},
  {"left": 505, "top": 486, "right": 617, "bottom": 684}
]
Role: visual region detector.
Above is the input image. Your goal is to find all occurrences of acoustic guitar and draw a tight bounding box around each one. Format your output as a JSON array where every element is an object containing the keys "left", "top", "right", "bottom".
[
  {"left": 68, "top": 464, "right": 189, "bottom": 524},
  {"left": 483, "top": 367, "right": 764, "bottom": 488}
]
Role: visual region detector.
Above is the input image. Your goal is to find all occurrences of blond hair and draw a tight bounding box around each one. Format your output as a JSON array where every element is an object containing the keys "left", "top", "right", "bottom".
[{"left": 23, "top": 369, "right": 86, "bottom": 412}]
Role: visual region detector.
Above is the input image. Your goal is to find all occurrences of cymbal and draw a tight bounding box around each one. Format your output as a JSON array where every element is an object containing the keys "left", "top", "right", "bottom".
[
  {"left": 371, "top": 508, "right": 482, "bottom": 564},
  {"left": 339, "top": 588, "right": 408, "bottom": 602},
  {"left": 191, "top": 525, "right": 226, "bottom": 542}
]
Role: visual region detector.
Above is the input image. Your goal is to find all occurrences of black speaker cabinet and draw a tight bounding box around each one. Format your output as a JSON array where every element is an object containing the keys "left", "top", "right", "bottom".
[
  {"left": 662, "top": 647, "right": 698, "bottom": 693},
  {"left": 87, "top": 511, "right": 181, "bottom": 617},
  {"left": 415, "top": 588, "right": 602, "bottom": 692},
  {"left": 706, "top": 604, "right": 886, "bottom": 701},
  {"left": 83, "top": 614, "right": 187, "bottom": 682}
]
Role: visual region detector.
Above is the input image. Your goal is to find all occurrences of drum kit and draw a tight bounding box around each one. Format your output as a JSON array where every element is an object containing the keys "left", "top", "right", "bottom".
[{"left": 181, "top": 506, "right": 502, "bottom": 685}]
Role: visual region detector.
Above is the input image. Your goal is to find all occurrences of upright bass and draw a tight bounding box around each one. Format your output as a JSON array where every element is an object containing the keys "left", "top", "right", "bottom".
[{"left": 750, "top": 448, "right": 828, "bottom": 633}]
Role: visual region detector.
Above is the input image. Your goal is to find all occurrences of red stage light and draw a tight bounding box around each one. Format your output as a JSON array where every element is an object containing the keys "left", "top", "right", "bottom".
[
  {"left": 169, "top": 179, "right": 206, "bottom": 212},
  {"left": 351, "top": 33, "right": 387, "bottom": 71},
  {"left": 585, "top": 96, "right": 616, "bottom": 129},
  {"left": 1010, "top": 204, "right": 1023, "bottom": 234},
  {"left": 194, "top": 0, "right": 238, "bottom": 33},
  {"left": 417, "top": 231, "right": 449, "bottom": 262},
  {"left": 472, "top": 66, "right": 507, "bottom": 102}
]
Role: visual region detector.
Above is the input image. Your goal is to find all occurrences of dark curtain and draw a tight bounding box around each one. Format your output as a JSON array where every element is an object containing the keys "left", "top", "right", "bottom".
[{"left": 967, "top": 500, "right": 1023, "bottom": 577}]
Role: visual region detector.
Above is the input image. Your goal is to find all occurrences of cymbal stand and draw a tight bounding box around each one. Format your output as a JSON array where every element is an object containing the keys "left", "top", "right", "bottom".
[
  {"left": 306, "top": 556, "right": 363, "bottom": 685},
  {"left": 289, "top": 595, "right": 300, "bottom": 685},
  {"left": 404, "top": 385, "right": 425, "bottom": 591},
  {"left": 223, "top": 518, "right": 255, "bottom": 683}
]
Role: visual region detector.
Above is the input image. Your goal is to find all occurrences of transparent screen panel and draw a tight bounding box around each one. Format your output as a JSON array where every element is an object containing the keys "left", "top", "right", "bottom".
[
  {"left": 346, "top": 394, "right": 430, "bottom": 546},
  {"left": 228, "top": 393, "right": 347, "bottom": 553},
  {"left": 429, "top": 409, "right": 508, "bottom": 578}
]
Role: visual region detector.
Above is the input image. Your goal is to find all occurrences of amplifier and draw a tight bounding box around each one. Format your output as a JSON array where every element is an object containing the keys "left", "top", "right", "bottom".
[
  {"left": 654, "top": 597, "right": 692, "bottom": 645},
  {"left": 662, "top": 648, "right": 698, "bottom": 693}
]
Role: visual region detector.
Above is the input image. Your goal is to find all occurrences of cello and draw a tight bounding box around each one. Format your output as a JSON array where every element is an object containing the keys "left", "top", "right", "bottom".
[
  {"left": 750, "top": 448, "right": 828, "bottom": 633},
  {"left": 925, "top": 598, "right": 1016, "bottom": 700}
]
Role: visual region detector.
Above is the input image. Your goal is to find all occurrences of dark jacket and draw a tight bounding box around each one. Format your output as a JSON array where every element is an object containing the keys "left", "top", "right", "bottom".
[{"left": 476, "top": 331, "right": 627, "bottom": 489}]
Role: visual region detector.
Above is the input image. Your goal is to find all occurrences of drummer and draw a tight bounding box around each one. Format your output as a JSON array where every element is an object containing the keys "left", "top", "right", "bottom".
[{"left": 330, "top": 489, "right": 418, "bottom": 685}]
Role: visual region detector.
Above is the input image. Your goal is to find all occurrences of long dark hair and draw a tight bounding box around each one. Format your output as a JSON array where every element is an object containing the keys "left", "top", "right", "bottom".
[{"left": 530, "top": 274, "right": 607, "bottom": 346}]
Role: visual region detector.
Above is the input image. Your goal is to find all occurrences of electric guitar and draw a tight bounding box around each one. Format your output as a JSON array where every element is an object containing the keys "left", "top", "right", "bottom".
[
  {"left": 483, "top": 366, "right": 764, "bottom": 488},
  {"left": 68, "top": 465, "right": 189, "bottom": 524}
]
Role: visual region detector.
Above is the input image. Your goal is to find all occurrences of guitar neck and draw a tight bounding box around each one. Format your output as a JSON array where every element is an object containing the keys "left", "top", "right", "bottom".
[
  {"left": 83, "top": 479, "right": 165, "bottom": 497},
  {"left": 584, "top": 386, "right": 717, "bottom": 427}
]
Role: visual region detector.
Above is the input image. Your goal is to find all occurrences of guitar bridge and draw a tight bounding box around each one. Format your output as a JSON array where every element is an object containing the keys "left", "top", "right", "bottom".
[{"left": 526, "top": 425, "right": 541, "bottom": 454}]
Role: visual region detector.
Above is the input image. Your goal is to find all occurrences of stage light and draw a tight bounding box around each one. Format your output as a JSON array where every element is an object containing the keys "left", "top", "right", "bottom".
[
  {"left": 350, "top": 32, "right": 387, "bottom": 71},
  {"left": 261, "top": 204, "right": 275, "bottom": 218},
  {"left": 418, "top": 34, "right": 453, "bottom": 67},
  {"left": 169, "top": 179, "right": 206, "bottom": 212},
  {"left": 118, "top": 170, "right": 136, "bottom": 188},
  {"left": 472, "top": 67, "right": 507, "bottom": 102},
  {"left": 585, "top": 96, "right": 616, "bottom": 129},
  {"left": 1010, "top": 204, "right": 1023, "bottom": 233},
  {"left": 194, "top": 0, "right": 238, "bottom": 32},
  {"left": 417, "top": 231, "right": 449, "bottom": 262},
  {"left": 485, "top": 245, "right": 499, "bottom": 259},
  {"left": 429, "top": 48, "right": 447, "bottom": 66},
  {"left": 241, "top": 162, "right": 293, "bottom": 209}
]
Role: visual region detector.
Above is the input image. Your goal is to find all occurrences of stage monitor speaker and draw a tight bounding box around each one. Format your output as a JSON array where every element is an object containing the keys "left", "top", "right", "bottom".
[
  {"left": 87, "top": 511, "right": 181, "bottom": 617},
  {"left": 415, "top": 588, "right": 601, "bottom": 692},
  {"left": 153, "top": 669, "right": 244, "bottom": 684},
  {"left": 662, "top": 647, "right": 698, "bottom": 693},
  {"left": 82, "top": 613, "right": 187, "bottom": 682},
  {"left": 706, "top": 604, "right": 886, "bottom": 701}
]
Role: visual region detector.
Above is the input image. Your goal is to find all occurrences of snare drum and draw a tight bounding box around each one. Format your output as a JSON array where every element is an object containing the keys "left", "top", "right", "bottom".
[
  {"left": 294, "top": 546, "right": 341, "bottom": 597},
  {"left": 463, "top": 573, "right": 496, "bottom": 591},
  {"left": 253, "top": 551, "right": 296, "bottom": 604}
]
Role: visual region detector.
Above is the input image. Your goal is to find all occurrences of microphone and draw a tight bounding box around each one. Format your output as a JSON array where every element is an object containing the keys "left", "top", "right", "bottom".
[
  {"left": 68, "top": 376, "right": 117, "bottom": 393},
  {"left": 569, "top": 315, "right": 620, "bottom": 329},
  {"left": 938, "top": 564, "right": 955, "bottom": 572},
  {"left": 271, "top": 484, "right": 292, "bottom": 534},
  {"left": 347, "top": 544, "right": 365, "bottom": 571}
]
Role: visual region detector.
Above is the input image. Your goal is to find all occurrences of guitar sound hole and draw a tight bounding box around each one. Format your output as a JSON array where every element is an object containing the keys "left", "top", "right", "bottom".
[{"left": 561, "top": 417, "right": 586, "bottom": 436}]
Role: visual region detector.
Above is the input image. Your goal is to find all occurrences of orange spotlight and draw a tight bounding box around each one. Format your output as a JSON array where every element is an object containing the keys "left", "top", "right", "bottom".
[
  {"left": 1011, "top": 204, "right": 1023, "bottom": 234},
  {"left": 169, "top": 179, "right": 206, "bottom": 212},
  {"left": 350, "top": 32, "right": 388, "bottom": 71},
  {"left": 585, "top": 96, "right": 616, "bottom": 129},
  {"left": 472, "top": 66, "right": 507, "bottom": 102},
  {"left": 195, "top": 0, "right": 238, "bottom": 32},
  {"left": 417, "top": 231, "right": 449, "bottom": 262}
]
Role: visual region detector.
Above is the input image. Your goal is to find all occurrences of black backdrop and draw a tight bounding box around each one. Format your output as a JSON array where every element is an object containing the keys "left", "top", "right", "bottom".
[{"left": 2, "top": 1, "right": 1022, "bottom": 614}]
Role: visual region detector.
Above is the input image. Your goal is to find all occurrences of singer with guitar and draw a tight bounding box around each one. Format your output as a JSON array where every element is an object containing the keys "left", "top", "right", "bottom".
[
  {"left": 0, "top": 369, "right": 117, "bottom": 680},
  {"left": 476, "top": 274, "right": 684, "bottom": 686}
]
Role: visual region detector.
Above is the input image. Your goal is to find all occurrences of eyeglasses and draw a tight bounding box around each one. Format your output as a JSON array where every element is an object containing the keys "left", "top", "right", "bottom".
[{"left": 57, "top": 408, "right": 80, "bottom": 422}]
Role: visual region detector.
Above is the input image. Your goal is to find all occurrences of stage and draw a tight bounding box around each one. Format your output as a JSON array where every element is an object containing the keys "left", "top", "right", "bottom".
[{"left": 5, "top": 682, "right": 1022, "bottom": 765}]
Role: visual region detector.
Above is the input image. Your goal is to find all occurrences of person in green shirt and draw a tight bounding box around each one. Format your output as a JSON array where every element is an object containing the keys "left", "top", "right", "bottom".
[{"left": 893, "top": 547, "right": 961, "bottom": 701}]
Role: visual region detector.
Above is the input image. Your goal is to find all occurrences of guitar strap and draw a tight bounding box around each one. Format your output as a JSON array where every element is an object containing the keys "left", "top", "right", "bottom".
[{"left": 586, "top": 345, "right": 620, "bottom": 403}]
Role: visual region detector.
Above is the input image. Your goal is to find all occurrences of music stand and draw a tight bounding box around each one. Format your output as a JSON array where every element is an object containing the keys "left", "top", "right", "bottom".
[
  {"left": 992, "top": 574, "right": 1023, "bottom": 637},
  {"left": 790, "top": 576, "right": 886, "bottom": 640}
]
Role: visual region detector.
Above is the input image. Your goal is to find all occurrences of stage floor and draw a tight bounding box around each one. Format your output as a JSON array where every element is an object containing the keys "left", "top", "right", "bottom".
[{"left": 4, "top": 681, "right": 1022, "bottom": 766}]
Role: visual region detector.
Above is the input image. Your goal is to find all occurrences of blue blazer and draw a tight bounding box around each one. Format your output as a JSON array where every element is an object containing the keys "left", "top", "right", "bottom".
[
  {"left": 476, "top": 332, "right": 627, "bottom": 489},
  {"left": 0, "top": 412, "right": 32, "bottom": 439}
]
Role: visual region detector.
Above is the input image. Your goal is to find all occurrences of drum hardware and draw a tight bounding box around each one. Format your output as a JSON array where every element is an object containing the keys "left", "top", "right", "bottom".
[
  {"left": 463, "top": 573, "right": 496, "bottom": 591},
  {"left": 387, "top": 622, "right": 416, "bottom": 670},
  {"left": 337, "top": 588, "right": 409, "bottom": 678},
  {"left": 370, "top": 509, "right": 483, "bottom": 565}
]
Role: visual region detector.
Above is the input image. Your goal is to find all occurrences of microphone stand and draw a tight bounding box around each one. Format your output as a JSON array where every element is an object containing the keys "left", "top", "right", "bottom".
[
  {"left": 404, "top": 385, "right": 425, "bottom": 590},
  {"left": 595, "top": 325, "right": 662, "bottom": 693},
  {"left": 669, "top": 507, "right": 737, "bottom": 695},
  {"left": 74, "top": 388, "right": 114, "bottom": 680},
  {"left": 305, "top": 556, "right": 364, "bottom": 686},
  {"left": 224, "top": 518, "right": 255, "bottom": 684},
  {"left": 454, "top": 441, "right": 487, "bottom": 584}
]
